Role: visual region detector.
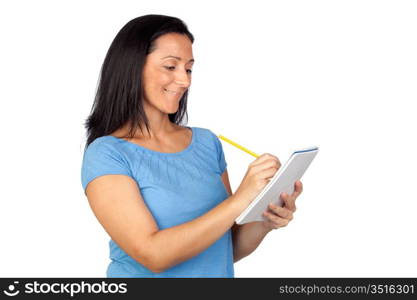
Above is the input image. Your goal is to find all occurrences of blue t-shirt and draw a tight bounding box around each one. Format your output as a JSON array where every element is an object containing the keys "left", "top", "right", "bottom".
[{"left": 81, "top": 126, "right": 234, "bottom": 278}]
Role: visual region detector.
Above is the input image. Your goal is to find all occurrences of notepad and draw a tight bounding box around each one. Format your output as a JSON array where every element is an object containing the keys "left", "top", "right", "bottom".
[{"left": 235, "top": 146, "right": 319, "bottom": 225}]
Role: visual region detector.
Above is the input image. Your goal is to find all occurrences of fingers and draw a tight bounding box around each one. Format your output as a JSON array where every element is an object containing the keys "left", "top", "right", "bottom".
[
  {"left": 267, "top": 203, "right": 293, "bottom": 220},
  {"left": 281, "top": 192, "right": 297, "bottom": 212},
  {"left": 262, "top": 181, "right": 303, "bottom": 231},
  {"left": 251, "top": 153, "right": 275, "bottom": 164},
  {"left": 262, "top": 209, "right": 290, "bottom": 229},
  {"left": 249, "top": 155, "right": 281, "bottom": 181},
  {"left": 292, "top": 180, "right": 303, "bottom": 198},
  {"left": 282, "top": 180, "right": 303, "bottom": 211},
  {"left": 256, "top": 167, "right": 279, "bottom": 183},
  {"left": 251, "top": 153, "right": 281, "bottom": 169}
]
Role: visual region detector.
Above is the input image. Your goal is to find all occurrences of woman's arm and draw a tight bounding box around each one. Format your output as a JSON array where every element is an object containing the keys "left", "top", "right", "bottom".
[
  {"left": 221, "top": 170, "right": 302, "bottom": 263},
  {"left": 221, "top": 170, "right": 271, "bottom": 262},
  {"left": 86, "top": 174, "right": 248, "bottom": 273}
]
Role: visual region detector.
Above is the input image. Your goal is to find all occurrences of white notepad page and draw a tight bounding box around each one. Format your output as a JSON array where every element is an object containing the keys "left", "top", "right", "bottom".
[{"left": 235, "top": 146, "right": 319, "bottom": 225}]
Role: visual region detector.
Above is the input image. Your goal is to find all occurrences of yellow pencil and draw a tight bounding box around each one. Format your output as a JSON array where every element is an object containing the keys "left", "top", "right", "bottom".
[{"left": 218, "top": 135, "right": 260, "bottom": 158}]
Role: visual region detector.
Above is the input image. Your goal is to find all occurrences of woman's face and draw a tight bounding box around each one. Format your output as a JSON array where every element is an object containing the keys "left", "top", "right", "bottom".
[{"left": 142, "top": 33, "right": 194, "bottom": 115}]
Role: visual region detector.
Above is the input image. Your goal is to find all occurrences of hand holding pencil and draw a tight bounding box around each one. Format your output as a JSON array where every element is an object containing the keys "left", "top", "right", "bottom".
[{"left": 218, "top": 134, "right": 302, "bottom": 230}]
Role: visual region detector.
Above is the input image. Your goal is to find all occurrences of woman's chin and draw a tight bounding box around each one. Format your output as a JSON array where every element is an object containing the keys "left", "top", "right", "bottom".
[{"left": 164, "top": 105, "right": 179, "bottom": 114}]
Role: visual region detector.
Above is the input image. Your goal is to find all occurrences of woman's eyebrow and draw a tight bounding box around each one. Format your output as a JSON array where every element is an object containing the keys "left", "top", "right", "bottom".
[{"left": 161, "top": 55, "right": 194, "bottom": 63}]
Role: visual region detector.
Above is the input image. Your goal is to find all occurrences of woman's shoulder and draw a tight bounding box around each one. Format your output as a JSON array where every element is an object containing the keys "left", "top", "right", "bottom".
[
  {"left": 189, "top": 126, "right": 217, "bottom": 140},
  {"left": 84, "top": 135, "right": 127, "bottom": 155},
  {"left": 188, "top": 126, "right": 221, "bottom": 152}
]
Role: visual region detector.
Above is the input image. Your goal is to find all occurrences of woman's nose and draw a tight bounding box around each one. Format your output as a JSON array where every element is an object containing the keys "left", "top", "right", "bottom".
[{"left": 174, "top": 71, "right": 191, "bottom": 88}]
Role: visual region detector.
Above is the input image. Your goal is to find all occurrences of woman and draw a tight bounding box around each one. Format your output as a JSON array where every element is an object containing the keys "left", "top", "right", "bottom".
[{"left": 81, "top": 14, "right": 303, "bottom": 278}]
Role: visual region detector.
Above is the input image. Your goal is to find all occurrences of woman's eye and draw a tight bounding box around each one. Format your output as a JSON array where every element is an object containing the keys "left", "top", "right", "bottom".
[{"left": 164, "top": 66, "right": 192, "bottom": 74}]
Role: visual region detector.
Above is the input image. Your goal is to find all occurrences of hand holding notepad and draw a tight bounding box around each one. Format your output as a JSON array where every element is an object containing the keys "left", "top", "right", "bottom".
[{"left": 218, "top": 135, "right": 319, "bottom": 225}]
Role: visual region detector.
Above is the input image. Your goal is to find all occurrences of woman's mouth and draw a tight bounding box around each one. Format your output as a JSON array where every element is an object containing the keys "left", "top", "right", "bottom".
[{"left": 164, "top": 88, "right": 181, "bottom": 95}]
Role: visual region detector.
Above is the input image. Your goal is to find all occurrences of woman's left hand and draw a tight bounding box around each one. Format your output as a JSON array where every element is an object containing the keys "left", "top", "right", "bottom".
[{"left": 261, "top": 180, "right": 303, "bottom": 231}]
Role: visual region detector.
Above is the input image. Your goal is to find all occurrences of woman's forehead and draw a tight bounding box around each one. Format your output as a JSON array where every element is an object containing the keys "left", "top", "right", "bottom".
[{"left": 152, "top": 33, "right": 193, "bottom": 59}]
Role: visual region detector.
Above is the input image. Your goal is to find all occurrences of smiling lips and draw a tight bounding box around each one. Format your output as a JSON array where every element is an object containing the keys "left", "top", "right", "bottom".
[{"left": 164, "top": 88, "right": 182, "bottom": 95}]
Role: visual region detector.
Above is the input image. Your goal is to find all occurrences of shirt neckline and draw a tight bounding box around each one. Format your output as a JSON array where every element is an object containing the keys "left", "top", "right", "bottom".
[{"left": 107, "top": 126, "right": 195, "bottom": 156}]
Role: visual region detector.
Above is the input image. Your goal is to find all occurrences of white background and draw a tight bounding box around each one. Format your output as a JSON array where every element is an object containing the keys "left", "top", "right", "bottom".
[{"left": 0, "top": 0, "right": 416, "bottom": 277}]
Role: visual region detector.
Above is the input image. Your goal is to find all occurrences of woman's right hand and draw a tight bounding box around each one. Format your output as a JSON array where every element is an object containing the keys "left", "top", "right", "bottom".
[{"left": 233, "top": 153, "right": 281, "bottom": 207}]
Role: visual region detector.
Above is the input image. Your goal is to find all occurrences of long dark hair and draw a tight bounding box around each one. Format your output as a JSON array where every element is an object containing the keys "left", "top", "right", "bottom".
[{"left": 83, "top": 14, "right": 194, "bottom": 148}]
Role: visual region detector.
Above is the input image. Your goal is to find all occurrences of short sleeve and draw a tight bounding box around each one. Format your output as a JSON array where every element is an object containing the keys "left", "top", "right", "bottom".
[
  {"left": 210, "top": 131, "right": 227, "bottom": 175},
  {"left": 81, "top": 139, "right": 132, "bottom": 193}
]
